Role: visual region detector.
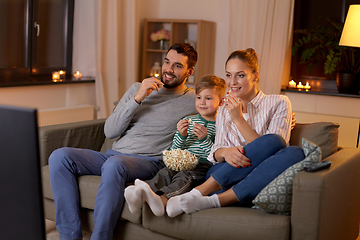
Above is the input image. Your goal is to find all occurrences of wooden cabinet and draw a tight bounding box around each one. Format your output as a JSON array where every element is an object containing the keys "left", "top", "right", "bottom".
[{"left": 141, "top": 19, "right": 216, "bottom": 84}]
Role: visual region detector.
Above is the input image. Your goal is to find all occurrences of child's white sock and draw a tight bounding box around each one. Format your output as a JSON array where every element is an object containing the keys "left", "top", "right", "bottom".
[
  {"left": 124, "top": 185, "right": 144, "bottom": 214},
  {"left": 166, "top": 188, "right": 202, "bottom": 218},
  {"left": 180, "top": 194, "right": 220, "bottom": 214},
  {"left": 135, "top": 179, "right": 164, "bottom": 217}
]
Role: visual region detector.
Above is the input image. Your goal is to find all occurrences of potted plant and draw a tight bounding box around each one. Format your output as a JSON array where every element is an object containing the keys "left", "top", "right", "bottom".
[{"left": 292, "top": 18, "right": 360, "bottom": 94}]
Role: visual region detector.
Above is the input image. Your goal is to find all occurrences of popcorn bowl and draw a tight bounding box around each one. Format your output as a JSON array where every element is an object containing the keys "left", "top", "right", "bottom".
[{"left": 163, "top": 149, "right": 199, "bottom": 172}]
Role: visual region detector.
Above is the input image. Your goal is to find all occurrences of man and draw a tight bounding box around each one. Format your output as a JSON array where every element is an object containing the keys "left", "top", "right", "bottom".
[{"left": 48, "top": 43, "right": 198, "bottom": 240}]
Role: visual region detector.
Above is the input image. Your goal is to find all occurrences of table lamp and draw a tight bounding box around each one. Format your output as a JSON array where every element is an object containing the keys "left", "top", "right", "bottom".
[{"left": 339, "top": 4, "right": 360, "bottom": 47}]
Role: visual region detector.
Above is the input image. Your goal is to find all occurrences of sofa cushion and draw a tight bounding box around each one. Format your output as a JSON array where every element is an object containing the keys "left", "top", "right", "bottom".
[
  {"left": 290, "top": 122, "right": 339, "bottom": 159},
  {"left": 142, "top": 204, "right": 290, "bottom": 240},
  {"left": 42, "top": 165, "right": 142, "bottom": 224},
  {"left": 252, "top": 138, "right": 321, "bottom": 215}
]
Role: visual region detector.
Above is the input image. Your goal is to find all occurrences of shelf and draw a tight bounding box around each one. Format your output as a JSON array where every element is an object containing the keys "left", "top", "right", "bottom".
[{"left": 141, "top": 19, "right": 216, "bottom": 83}]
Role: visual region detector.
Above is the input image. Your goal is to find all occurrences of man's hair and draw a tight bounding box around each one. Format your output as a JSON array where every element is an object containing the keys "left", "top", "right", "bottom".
[
  {"left": 195, "top": 75, "right": 226, "bottom": 98},
  {"left": 167, "top": 43, "right": 198, "bottom": 69}
]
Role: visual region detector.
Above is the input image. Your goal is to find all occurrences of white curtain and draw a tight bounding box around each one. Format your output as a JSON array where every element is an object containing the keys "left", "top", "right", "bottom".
[
  {"left": 229, "top": 0, "right": 294, "bottom": 94},
  {"left": 94, "top": 0, "right": 138, "bottom": 118}
]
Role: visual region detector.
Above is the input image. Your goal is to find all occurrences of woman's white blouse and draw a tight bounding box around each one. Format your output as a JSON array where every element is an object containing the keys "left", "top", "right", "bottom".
[{"left": 208, "top": 91, "right": 292, "bottom": 164}]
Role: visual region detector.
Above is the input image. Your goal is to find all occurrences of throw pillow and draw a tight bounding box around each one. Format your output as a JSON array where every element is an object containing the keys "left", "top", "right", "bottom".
[
  {"left": 290, "top": 122, "right": 339, "bottom": 159},
  {"left": 252, "top": 138, "right": 321, "bottom": 215}
]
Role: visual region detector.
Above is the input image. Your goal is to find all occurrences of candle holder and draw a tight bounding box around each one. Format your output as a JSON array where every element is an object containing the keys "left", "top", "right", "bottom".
[
  {"left": 59, "top": 70, "right": 66, "bottom": 79},
  {"left": 288, "top": 80, "right": 296, "bottom": 88},
  {"left": 150, "top": 62, "right": 161, "bottom": 79},
  {"left": 73, "top": 71, "right": 82, "bottom": 80},
  {"left": 52, "top": 71, "right": 61, "bottom": 82}
]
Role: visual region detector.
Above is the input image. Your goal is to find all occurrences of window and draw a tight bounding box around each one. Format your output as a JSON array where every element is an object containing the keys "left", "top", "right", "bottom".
[
  {"left": 291, "top": 0, "right": 360, "bottom": 83},
  {"left": 0, "top": 0, "right": 74, "bottom": 85}
]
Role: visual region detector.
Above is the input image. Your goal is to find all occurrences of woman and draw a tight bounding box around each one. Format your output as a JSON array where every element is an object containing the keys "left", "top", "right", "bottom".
[{"left": 166, "top": 48, "right": 305, "bottom": 217}]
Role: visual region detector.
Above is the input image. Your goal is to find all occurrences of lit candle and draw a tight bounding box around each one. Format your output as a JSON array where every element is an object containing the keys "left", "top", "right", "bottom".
[
  {"left": 73, "top": 71, "right": 82, "bottom": 80},
  {"left": 304, "top": 82, "right": 311, "bottom": 90},
  {"left": 297, "top": 82, "right": 304, "bottom": 89},
  {"left": 288, "top": 80, "right": 296, "bottom": 88},
  {"left": 52, "top": 71, "right": 60, "bottom": 82},
  {"left": 59, "top": 70, "right": 66, "bottom": 79}
]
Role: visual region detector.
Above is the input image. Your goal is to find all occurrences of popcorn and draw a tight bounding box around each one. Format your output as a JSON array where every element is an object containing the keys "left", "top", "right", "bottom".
[
  {"left": 163, "top": 149, "right": 199, "bottom": 172},
  {"left": 188, "top": 118, "right": 192, "bottom": 124}
]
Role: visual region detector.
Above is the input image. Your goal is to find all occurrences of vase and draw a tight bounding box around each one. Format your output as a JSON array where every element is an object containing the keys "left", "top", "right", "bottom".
[
  {"left": 336, "top": 72, "right": 358, "bottom": 94},
  {"left": 158, "top": 40, "right": 169, "bottom": 50},
  {"left": 159, "top": 40, "right": 164, "bottom": 50}
]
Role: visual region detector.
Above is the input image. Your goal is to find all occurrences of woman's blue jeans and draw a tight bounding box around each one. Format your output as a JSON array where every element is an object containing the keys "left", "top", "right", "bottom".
[
  {"left": 48, "top": 147, "right": 163, "bottom": 240},
  {"left": 207, "top": 134, "right": 305, "bottom": 205}
]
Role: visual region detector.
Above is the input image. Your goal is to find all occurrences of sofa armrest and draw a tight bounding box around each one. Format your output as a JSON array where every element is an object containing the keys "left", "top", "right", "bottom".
[
  {"left": 38, "top": 118, "right": 106, "bottom": 167},
  {"left": 291, "top": 147, "right": 360, "bottom": 240}
]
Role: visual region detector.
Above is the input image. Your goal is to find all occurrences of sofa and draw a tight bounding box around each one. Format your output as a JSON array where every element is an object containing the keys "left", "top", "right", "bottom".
[{"left": 40, "top": 119, "right": 360, "bottom": 240}]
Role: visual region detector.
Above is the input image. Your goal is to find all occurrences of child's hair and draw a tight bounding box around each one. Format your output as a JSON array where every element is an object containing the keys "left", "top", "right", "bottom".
[
  {"left": 225, "top": 48, "right": 260, "bottom": 81},
  {"left": 195, "top": 75, "right": 226, "bottom": 98}
]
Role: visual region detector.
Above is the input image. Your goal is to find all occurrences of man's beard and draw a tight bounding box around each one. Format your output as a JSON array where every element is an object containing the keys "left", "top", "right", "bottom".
[{"left": 161, "top": 72, "right": 187, "bottom": 89}]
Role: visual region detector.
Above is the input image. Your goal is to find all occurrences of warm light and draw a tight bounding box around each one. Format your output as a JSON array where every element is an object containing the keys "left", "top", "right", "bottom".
[
  {"left": 150, "top": 62, "right": 161, "bottom": 80},
  {"left": 73, "top": 71, "right": 82, "bottom": 80},
  {"left": 304, "top": 82, "right": 311, "bottom": 90},
  {"left": 52, "top": 71, "right": 60, "bottom": 82},
  {"left": 339, "top": 5, "right": 360, "bottom": 48},
  {"left": 59, "top": 70, "right": 66, "bottom": 79},
  {"left": 297, "top": 82, "right": 304, "bottom": 89},
  {"left": 288, "top": 80, "right": 296, "bottom": 88}
]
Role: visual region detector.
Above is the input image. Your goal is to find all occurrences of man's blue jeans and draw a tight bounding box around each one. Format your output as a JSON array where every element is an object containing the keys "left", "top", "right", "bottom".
[
  {"left": 48, "top": 147, "right": 163, "bottom": 240},
  {"left": 206, "top": 134, "right": 305, "bottom": 205}
]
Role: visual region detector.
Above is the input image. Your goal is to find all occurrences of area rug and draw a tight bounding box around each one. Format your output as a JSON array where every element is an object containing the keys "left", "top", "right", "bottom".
[{"left": 46, "top": 219, "right": 92, "bottom": 240}]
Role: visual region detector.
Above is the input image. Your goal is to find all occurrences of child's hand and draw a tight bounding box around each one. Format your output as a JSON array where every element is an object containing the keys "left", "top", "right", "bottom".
[
  {"left": 177, "top": 119, "right": 190, "bottom": 137},
  {"left": 193, "top": 123, "right": 207, "bottom": 140}
]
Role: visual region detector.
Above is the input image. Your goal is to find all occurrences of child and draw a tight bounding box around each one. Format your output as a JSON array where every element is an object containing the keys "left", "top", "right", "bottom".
[{"left": 124, "top": 75, "right": 226, "bottom": 217}]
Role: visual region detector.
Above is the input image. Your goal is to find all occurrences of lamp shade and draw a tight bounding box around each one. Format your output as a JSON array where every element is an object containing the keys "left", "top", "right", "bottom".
[{"left": 339, "top": 4, "right": 360, "bottom": 47}]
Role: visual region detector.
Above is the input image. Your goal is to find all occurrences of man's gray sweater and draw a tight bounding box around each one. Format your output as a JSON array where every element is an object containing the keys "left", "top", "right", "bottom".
[{"left": 104, "top": 82, "right": 196, "bottom": 159}]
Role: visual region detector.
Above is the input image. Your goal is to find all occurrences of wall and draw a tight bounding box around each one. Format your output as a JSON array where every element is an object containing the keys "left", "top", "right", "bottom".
[
  {"left": 0, "top": 83, "right": 95, "bottom": 110},
  {"left": 284, "top": 92, "right": 360, "bottom": 148}
]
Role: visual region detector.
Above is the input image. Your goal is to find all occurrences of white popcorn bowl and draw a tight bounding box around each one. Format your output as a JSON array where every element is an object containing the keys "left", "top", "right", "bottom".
[{"left": 163, "top": 149, "right": 199, "bottom": 172}]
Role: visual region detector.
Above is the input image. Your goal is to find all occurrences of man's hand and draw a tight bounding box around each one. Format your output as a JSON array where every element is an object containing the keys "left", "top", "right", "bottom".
[
  {"left": 177, "top": 119, "right": 190, "bottom": 137},
  {"left": 193, "top": 123, "right": 207, "bottom": 140},
  {"left": 134, "top": 78, "right": 164, "bottom": 104}
]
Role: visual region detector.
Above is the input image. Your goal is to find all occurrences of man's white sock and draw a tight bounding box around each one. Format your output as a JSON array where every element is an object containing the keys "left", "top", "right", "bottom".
[
  {"left": 124, "top": 185, "right": 144, "bottom": 214},
  {"left": 166, "top": 188, "right": 202, "bottom": 218},
  {"left": 135, "top": 179, "right": 164, "bottom": 217},
  {"left": 180, "top": 194, "right": 220, "bottom": 214}
]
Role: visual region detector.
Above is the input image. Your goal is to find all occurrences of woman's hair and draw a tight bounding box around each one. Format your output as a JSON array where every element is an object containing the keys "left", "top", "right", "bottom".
[
  {"left": 167, "top": 43, "right": 198, "bottom": 69},
  {"left": 195, "top": 75, "right": 226, "bottom": 98},
  {"left": 225, "top": 48, "right": 259, "bottom": 79}
]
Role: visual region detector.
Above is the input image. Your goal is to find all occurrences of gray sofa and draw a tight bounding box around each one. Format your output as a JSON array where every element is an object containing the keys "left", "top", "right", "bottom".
[{"left": 40, "top": 119, "right": 360, "bottom": 240}]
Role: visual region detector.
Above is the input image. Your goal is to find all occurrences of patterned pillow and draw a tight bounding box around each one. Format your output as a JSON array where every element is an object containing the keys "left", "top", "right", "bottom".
[{"left": 252, "top": 138, "right": 321, "bottom": 215}]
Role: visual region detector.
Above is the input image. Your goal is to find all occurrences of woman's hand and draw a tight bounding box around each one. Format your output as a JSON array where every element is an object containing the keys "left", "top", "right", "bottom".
[
  {"left": 193, "top": 123, "right": 207, "bottom": 140},
  {"left": 219, "top": 147, "right": 251, "bottom": 168},
  {"left": 177, "top": 119, "right": 190, "bottom": 137},
  {"left": 225, "top": 93, "right": 243, "bottom": 124},
  {"left": 134, "top": 78, "right": 164, "bottom": 104}
]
